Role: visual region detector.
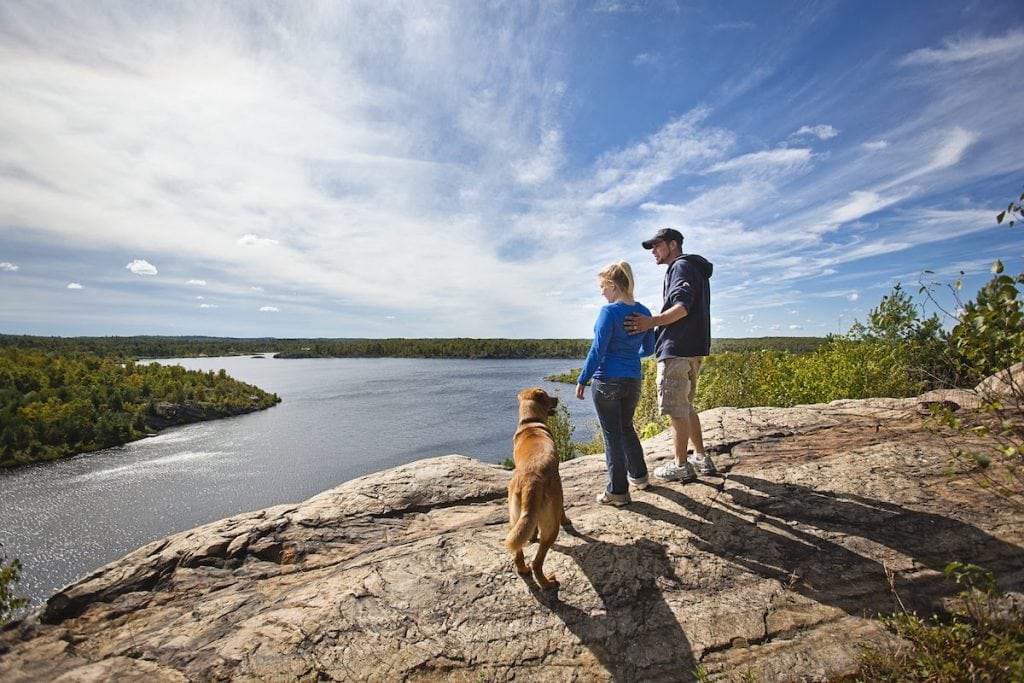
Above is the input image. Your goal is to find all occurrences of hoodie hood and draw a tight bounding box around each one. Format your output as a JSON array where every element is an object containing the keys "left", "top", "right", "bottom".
[{"left": 681, "top": 254, "right": 713, "bottom": 279}]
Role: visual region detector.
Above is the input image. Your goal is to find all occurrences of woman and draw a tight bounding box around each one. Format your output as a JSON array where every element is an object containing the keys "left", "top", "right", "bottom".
[{"left": 576, "top": 261, "right": 656, "bottom": 506}]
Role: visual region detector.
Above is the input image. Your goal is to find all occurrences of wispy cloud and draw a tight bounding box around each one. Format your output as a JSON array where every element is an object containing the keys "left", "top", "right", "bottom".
[
  {"left": 633, "top": 52, "right": 659, "bottom": 67},
  {"left": 707, "top": 148, "right": 812, "bottom": 176},
  {"left": 126, "top": 259, "right": 158, "bottom": 276},
  {"left": 66, "top": 282, "right": 83, "bottom": 289},
  {"left": 793, "top": 124, "right": 838, "bottom": 140},
  {"left": 899, "top": 30, "right": 1024, "bottom": 66},
  {"left": 585, "top": 109, "right": 732, "bottom": 210},
  {"left": 186, "top": 279, "right": 207, "bottom": 286},
  {"left": 259, "top": 306, "right": 279, "bottom": 313},
  {"left": 1, "top": 262, "right": 18, "bottom": 272}
]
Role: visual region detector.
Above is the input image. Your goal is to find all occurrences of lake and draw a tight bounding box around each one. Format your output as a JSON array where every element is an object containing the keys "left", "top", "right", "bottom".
[{"left": 0, "top": 356, "right": 597, "bottom": 609}]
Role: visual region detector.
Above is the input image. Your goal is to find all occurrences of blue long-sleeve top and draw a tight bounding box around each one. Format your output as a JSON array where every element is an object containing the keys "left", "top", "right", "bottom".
[{"left": 577, "top": 301, "right": 656, "bottom": 384}]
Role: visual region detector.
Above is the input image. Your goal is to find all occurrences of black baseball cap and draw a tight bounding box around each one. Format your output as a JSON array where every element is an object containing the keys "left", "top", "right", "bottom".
[{"left": 641, "top": 228, "right": 684, "bottom": 249}]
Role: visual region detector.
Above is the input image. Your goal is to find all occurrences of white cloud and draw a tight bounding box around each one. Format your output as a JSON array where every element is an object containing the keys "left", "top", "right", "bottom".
[
  {"left": 187, "top": 279, "right": 207, "bottom": 286},
  {"left": 250, "top": 286, "right": 265, "bottom": 292},
  {"left": 707, "top": 148, "right": 812, "bottom": 175},
  {"left": 238, "top": 234, "right": 279, "bottom": 247},
  {"left": 793, "top": 124, "right": 838, "bottom": 140},
  {"left": 899, "top": 30, "right": 1024, "bottom": 67},
  {"left": 513, "top": 129, "right": 563, "bottom": 185},
  {"left": 928, "top": 127, "right": 976, "bottom": 171},
  {"left": 66, "top": 282, "right": 83, "bottom": 289},
  {"left": 846, "top": 292, "right": 859, "bottom": 301},
  {"left": 199, "top": 303, "right": 218, "bottom": 309},
  {"left": 126, "top": 259, "right": 158, "bottom": 276},
  {"left": 788, "top": 324, "right": 803, "bottom": 330},
  {"left": 863, "top": 140, "right": 888, "bottom": 151},
  {"left": 822, "top": 190, "right": 910, "bottom": 228},
  {"left": 1, "top": 262, "right": 19, "bottom": 272},
  {"left": 259, "top": 306, "right": 279, "bottom": 312},
  {"left": 196, "top": 295, "right": 204, "bottom": 300},
  {"left": 585, "top": 109, "right": 733, "bottom": 209}
]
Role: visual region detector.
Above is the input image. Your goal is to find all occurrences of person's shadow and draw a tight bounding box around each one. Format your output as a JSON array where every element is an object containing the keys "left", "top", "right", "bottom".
[
  {"left": 631, "top": 476, "right": 1024, "bottom": 619},
  {"left": 527, "top": 526, "right": 700, "bottom": 682},
  {"left": 724, "top": 474, "right": 1024, "bottom": 602}
]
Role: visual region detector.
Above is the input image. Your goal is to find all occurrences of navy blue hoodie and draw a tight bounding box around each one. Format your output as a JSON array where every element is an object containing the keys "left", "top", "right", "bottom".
[{"left": 656, "top": 253, "right": 714, "bottom": 359}]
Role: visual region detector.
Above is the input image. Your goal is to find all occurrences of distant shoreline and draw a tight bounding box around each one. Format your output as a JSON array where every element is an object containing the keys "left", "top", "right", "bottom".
[{"left": 1, "top": 334, "right": 828, "bottom": 361}]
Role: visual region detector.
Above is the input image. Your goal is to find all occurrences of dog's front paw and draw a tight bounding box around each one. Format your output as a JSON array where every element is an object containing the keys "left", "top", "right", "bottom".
[{"left": 536, "top": 574, "right": 559, "bottom": 590}]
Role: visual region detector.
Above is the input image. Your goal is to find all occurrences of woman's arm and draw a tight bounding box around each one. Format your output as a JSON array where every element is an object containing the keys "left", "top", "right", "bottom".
[{"left": 576, "top": 306, "right": 613, "bottom": 396}]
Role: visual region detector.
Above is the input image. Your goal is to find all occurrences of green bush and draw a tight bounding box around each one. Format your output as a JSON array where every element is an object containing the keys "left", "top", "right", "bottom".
[
  {"left": 0, "top": 550, "right": 27, "bottom": 625},
  {"left": 548, "top": 400, "right": 578, "bottom": 463},
  {"left": 841, "top": 564, "right": 1024, "bottom": 682}
]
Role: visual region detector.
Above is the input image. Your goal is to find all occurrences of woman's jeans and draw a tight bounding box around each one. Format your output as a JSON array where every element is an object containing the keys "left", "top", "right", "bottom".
[{"left": 591, "top": 377, "right": 647, "bottom": 495}]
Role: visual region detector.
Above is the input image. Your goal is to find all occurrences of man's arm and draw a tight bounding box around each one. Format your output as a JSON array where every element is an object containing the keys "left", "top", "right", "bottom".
[{"left": 625, "top": 303, "right": 687, "bottom": 335}]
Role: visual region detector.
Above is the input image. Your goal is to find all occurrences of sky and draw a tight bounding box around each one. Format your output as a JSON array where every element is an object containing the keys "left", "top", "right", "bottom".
[{"left": 1, "top": 1, "right": 1023, "bottom": 340}]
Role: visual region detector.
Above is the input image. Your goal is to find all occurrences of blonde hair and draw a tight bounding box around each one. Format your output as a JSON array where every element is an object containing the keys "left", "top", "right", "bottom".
[{"left": 598, "top": 261, "right": 635, "bottom": 300}]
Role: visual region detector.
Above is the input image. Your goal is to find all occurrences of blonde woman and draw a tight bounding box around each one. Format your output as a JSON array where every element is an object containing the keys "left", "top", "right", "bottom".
[{"left": 576, "top": 261, "right": 656, "bottom": 506}]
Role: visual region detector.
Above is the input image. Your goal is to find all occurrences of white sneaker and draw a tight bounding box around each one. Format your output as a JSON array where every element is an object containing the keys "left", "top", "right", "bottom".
[
  {"left": 596, "top": 491, "right": 631, "bottom": 506},
  {"left": 686, "top": 453, "right": 718, "bottom": 476},
  {"left": 653, "top": 461, "right": 697, "bottom": 483}
]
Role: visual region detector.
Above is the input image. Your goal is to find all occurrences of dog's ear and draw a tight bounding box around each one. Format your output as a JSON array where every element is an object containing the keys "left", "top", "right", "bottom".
[
  {"left": 548, "top": 395, "right": 559, "bottom": 414},
  {"left": 518, "top": 387, "right": 547, "bottom": 402}
]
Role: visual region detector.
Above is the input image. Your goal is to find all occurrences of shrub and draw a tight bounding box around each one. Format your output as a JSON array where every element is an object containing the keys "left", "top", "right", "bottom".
[
  {"left": 841, "top": 563, "right": 1024, "bottom": 682},
  {"left": 0, "top": 549, "right": 27, "bottom": 625}
]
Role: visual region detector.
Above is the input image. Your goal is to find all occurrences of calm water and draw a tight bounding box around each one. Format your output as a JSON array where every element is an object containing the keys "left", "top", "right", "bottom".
[{"left": 0, "top": 356, "right": 596, "bottom": 608}]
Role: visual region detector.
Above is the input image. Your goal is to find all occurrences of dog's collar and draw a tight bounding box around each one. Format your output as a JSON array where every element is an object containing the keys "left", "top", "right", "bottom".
[{"left": 518, "top": 417, "right": 548, "bottom": 426}]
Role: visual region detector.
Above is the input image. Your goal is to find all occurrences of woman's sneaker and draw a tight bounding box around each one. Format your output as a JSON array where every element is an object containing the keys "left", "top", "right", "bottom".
[
  {"left": 653, "top": 461, "right": 697, "bottom": 483},
  {"left": 596, "top": 491, "right": 631, "bottom": 506},
  {"left": 628, "top": 474, "right": 651, "bottom": 490},
  {"left": 686, "top": 453, "right": 718, "bottom": 476}
]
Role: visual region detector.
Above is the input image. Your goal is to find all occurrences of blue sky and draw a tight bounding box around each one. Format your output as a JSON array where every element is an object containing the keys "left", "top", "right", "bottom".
[{"left": 1, "top": 1, "right": 1022, "bottom": 340}]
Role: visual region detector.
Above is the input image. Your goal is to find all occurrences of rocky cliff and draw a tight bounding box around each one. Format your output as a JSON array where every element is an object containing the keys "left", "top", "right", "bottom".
[{"left": 2, "top": 391, "right": 1022, "bottom": 682}]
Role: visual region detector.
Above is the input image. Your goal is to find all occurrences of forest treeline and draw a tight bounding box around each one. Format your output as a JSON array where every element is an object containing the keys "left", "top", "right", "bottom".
[
  {"left": 0, "top": 334, "right": 825, "bottom": 361},
  {"left": 0, "top": 347, "right": 280, "bottom": 468}
]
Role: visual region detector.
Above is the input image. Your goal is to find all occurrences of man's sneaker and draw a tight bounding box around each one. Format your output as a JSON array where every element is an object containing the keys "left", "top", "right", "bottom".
[
  {"left": 653, "top": 461, "right": 697, "bottom": 483},
  {"left": 628, "top": 474, "right": 651, "bottom": 490},
  {"left": 596, "top": 491, "right": 631, "bottom": 506},
  {"left": 687, "top": 453, "right": 718, "bottom": 476}
]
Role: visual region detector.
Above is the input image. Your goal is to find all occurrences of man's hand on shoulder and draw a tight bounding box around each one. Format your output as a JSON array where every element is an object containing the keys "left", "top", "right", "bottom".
[{"left": 625, "top": 313, "right": 654, "bottom": 335}]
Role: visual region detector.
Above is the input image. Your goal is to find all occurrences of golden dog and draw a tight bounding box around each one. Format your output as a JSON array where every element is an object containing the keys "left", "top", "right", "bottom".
[{"left": 505, "top": 388, "right": 570, "bottom": 589}]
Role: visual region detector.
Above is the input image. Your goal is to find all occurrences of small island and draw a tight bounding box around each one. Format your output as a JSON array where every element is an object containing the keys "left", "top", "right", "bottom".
[{"left": 0, "top": 347, "right": 280, "bottom": 468}]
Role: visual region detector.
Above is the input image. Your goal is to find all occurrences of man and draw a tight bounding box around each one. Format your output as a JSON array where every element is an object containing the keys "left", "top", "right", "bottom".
[{"left": 625, "top": 227, "right": 715, "bottom": 482}]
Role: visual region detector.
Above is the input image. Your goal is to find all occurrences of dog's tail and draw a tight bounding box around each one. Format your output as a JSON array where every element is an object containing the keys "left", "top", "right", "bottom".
[{"left": 505, "top": 477, "right": 539, "bottom": 552}]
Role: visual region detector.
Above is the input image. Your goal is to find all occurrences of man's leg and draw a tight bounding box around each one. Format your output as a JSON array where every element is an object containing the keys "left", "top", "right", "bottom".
[
  {"left": 654, "top": 358, "right": 697, "bottom": 482},
  {"left": 670, "top": 415, "right": 690, "bottom": 466},
  {"left": 688, "top": 410, "right": 704, "bottom": 456},
  {"left": 684, "top": 358, "right": 717, "bottom": 475}
]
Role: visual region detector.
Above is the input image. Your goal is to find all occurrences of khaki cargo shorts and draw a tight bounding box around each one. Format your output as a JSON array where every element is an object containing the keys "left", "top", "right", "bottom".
[{"left": 656, "top": 357, "right": 703, "bottom": 418}]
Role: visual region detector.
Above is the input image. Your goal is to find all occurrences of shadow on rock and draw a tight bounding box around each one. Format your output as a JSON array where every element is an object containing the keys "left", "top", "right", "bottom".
[
  {"left": 633, "top": 477, "right": 1024, "bottom": 619},
  {"left": 635, "top": 485, "right": 900, "bottom": 617},
  {"left": 726, "top": 474, "right": 1024, "bottom": 605},
  {"left": 537, "top": 527, "right": 699, "bottom": 683}
]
